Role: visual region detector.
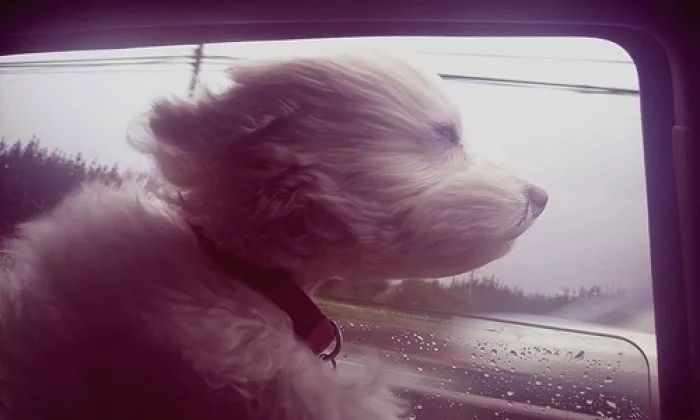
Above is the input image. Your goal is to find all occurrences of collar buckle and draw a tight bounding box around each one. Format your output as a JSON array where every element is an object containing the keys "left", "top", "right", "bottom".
[{"left": 318, "top": 320, "right": 342, "bottom": 369}]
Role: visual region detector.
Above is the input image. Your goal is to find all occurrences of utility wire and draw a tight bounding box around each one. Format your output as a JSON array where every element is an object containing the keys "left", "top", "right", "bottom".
[
  {"left": 413, "top": 51, "right": 634, "bottom": 65},
  {"left": 0, "top": 54, "right": 638, "bottom": 96},
  {"left": 0, "top": 52, "right": 627, "bottom": 67},
  {"left": 441, "top": 74, "right": 639, "bottom": 96},
  {"left": 0, "top": 55, "right": 196, "bottom": 66},
  {"left": 0, "top": 55, "right": 237, "bottom": 68}
]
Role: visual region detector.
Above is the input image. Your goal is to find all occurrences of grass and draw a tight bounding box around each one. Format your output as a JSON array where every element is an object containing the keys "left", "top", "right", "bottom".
[{"left": 316, "top": 297, "right": 455, "bottom": 335}]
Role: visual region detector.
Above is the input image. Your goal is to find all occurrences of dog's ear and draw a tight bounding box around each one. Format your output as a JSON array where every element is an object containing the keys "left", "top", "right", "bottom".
[
  {"left": 137, "top": 79, "right": 302, "bottom": 189},
  {"left": 147, "top": 94, "right": 299, "bottom": 154},
  {"left": 147, "top": 99, "right": 204, "bottom": 153},
  {"left": 143, "top": 59, "right": 311, "bottom": 165},
  {"left": 137, "top": 62, "right": 354, "bottom": 265}
]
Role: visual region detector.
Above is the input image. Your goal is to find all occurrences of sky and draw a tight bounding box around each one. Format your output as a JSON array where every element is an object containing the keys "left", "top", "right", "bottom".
[{"left": 0, "top": 37, "right": 652, "bottom": 296}]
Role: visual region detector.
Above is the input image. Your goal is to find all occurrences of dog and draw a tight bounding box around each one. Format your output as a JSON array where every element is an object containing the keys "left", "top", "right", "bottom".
[{"left": 0, "top": 53, "right": 547, "bottom": 420}]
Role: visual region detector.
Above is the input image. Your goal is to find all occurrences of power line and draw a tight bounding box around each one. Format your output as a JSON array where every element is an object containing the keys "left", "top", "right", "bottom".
[
  {"left": 0, "top": 51, "right": 629, "bottom": 66},
  {"left": 441, "top": 74, "right": 638, "bottom": 96},
  {"left": 0, "top": 55, "right": 196, "bottom": 66},
  {"left": 0, "top": 55, "right": 638, "bottom": 96},
  {"left": 414, "top": 51, "right": 634, "bottom": 65},
  {"left": 0, "top": 60, "right": 191, "bottom": 69},
  {"left": 0, "top": 55, "right": 238, "bottom": 69}
]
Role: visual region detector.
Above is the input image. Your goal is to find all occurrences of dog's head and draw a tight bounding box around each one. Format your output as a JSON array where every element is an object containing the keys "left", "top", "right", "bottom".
[{"left": 137, "top": 54, "right": 547, "bottom": 284}]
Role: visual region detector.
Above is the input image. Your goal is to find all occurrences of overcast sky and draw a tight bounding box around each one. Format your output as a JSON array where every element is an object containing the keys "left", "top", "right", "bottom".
[{"left": 0, "top": 37, "right": 651, "bottom": 295}]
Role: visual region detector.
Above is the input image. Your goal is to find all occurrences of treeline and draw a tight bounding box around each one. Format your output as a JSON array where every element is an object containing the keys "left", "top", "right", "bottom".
[
  {"left": 0, "top": 137, "right": 123, "bottom": 236},
  {"left": 1, "top": 137, "right": 622, "bottom": 315},
  {"left": 316, "top": 273, "right": 624, "bottom": 315}
]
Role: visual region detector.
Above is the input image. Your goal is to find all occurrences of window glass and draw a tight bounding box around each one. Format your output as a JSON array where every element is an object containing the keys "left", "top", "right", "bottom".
[
  {"left": 0, "top": 37, "right": 654, "bottom": 419},
  {"left": 321, "top": 301, "right": 654, "bottom": 419}
]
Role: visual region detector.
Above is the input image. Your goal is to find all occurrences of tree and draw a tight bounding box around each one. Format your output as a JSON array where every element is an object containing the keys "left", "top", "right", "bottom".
[{"left": 0, "top": 137, "right": 122, "bottom": 238}]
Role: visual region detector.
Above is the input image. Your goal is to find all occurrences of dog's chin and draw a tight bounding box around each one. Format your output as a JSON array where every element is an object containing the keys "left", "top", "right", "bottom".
[{"left": 501, "top": 206, "right": 538, "bottom": 241}]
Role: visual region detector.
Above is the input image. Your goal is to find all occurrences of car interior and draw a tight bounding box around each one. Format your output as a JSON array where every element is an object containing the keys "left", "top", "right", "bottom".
[{"left": 1, "top": 1, "right": 698, "bottom": 419}]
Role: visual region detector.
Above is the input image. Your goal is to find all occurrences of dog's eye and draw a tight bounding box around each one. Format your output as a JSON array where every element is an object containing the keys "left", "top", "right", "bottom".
[{"left": 433, "top": 123, "right": 460, "bottom": 145}]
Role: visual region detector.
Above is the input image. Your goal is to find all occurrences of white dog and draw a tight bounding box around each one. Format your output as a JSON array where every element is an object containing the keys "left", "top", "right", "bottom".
[{"left": 0, "top": 53, "right": 547, "bottom": 420}]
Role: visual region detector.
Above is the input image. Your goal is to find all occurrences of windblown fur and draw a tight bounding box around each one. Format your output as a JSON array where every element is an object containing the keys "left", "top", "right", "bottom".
[{"left": 0, "top": 53, "right": 546, "bottom": 419}]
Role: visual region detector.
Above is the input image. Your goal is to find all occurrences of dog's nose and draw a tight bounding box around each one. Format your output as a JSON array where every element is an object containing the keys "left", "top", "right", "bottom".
[{"left": 525, "top": 185, "right": 548, "bottom": 217}]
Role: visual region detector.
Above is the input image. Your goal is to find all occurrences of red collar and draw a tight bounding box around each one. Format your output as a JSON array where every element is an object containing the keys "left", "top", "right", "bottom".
[{"left": 188, "top": 223, "right": 341, "bottom": 363}]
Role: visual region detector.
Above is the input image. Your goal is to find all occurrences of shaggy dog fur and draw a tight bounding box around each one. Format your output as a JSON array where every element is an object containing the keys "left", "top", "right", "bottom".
[{"left": 0, "top": 54, "right": 547, "bottom": 420}]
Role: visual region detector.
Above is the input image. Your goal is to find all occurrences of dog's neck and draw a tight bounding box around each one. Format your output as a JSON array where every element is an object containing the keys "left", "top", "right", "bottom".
[
  {"left": 174, "top": 188, "right": 360, "bottom": 291},
  {"left": 188, "top": 223, "right": 340, "bottom": 359}
]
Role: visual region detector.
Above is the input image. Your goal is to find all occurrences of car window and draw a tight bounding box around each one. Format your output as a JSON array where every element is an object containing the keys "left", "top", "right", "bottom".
[
  {"left": 321, "top": 300, "right": 654, "bottom": 419},
  {"left": 0, "top": 37, "right": 655, "bottom": 419}
]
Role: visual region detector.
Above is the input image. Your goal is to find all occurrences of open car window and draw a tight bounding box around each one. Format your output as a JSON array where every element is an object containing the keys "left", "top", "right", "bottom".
[{"left": 0, "top": 36, "right": 655, "bottom": 419}]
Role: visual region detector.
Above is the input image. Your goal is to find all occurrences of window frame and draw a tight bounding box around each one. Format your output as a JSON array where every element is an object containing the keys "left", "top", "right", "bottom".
[{"left": 1, "top": 4, "right": 694, "bottom": 419}]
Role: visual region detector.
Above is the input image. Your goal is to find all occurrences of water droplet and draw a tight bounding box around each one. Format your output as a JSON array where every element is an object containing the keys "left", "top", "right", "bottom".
[
  {"left": 606, "top": 400, "right": 618, "bottom": 409},
  {"left": 415, "top": 404, "right": 423, "bottom": 410},
  {"left": 574, "top": 350, "right": 585, "bottom": 360},
  {"left": 506, "top": 391, "right": 514, "bottom": 397},
  {"left": 586, "top": 399, "right": 593, "bottom": 405},
  {"left": 604, "top": 377, "right": 614, "bottom": 383},
  {"left": 417, "top": 367, "right": 423, "bottom": 372}
]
